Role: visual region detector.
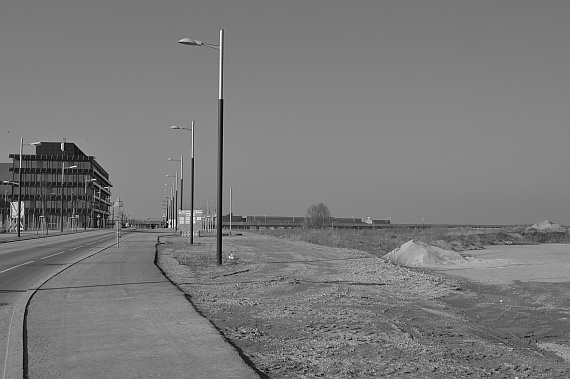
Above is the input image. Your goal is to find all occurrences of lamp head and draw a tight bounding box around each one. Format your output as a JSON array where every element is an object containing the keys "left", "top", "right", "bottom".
[{"left": 178, "top": 38, "right": 202, "bottom": 46}]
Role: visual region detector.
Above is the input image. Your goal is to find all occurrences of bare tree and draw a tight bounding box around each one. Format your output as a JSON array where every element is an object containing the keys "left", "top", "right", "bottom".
[{"left": 305, "top": 203, "right": 331, "bottom": 229}]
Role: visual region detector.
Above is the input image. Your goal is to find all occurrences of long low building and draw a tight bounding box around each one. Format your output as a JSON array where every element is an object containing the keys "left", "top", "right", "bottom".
[
  {"left": 219, "top": 214, "right": 391, "bottom": 229},
  {"left": 2, "top": 141, "right": 112, "bottom": 231}
]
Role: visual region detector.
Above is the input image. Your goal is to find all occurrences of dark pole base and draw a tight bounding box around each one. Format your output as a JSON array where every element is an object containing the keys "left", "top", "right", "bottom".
[
  {"left": 190, "top": 157, "right": 194, "bottom": 245},
  {"left": 216, "top": 98, "right": 223, "bottom": 265}
]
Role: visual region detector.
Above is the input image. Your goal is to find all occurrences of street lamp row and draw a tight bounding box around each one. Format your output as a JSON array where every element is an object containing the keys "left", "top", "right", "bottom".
[
  {"left": 159, "top": 31, "right": 222, "bottom": 261},
  {"left": 170, "top": 121, "right": 195, "bottom": 244},
  {"left": 177, "top": 30, "right": 224, "bottom": 264},
  {"left": 15, "top": 139, "right": 41, "bottom": 237}
]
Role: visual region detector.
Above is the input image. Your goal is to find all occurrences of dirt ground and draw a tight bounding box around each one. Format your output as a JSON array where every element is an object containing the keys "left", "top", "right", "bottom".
[{"left": 156, "top": 233, "right": 570, "bottom": 378}]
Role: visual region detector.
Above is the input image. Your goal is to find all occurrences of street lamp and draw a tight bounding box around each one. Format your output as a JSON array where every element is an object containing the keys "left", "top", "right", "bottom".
[
  {"left": 166, "top": 173, "right": 178, "bottom": 232},
  {"left": 179, "top": 30, "right": 224, "bottom": 265},
  {"left": 84, "top": 178, "right": 97, "bottom": 230},
  {"left": 162, "top": 198, "right": 168, "bottom": 228},
  {"left": 166, "top": 173, "right": 179, "bottom": 231},
  {"left": 167, "top": 156, "right": 185, "bottom": 236},
  {"left": 2, "top": 181, "right": 18, "bottom": 233},
  {"left": 15, "top": 139, "right": 41, "bottom": 237},
  {"left": 165, "top": 184, "right": 174, "bottom": 229},
  {"left": 229, "top": 187, "right": 233, "bottom": 235},
  {"left": 163, "top": 196, "right": 170, "bottom": 228},
  {"left": 60, "top": 164, "right": 77, "bottom": 232},
  {"left": 167, "top": 155, "right": 183, "bottom": 214},
  {"left": 171, "top": 121, "right": 195, "bottom": 244},
  {"left": 98, "top": 186, "right": 110, "bottom": 228}
]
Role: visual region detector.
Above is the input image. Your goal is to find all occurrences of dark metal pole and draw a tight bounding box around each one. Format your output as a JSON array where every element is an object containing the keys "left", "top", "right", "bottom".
[
  {"left": 216, "top": 97, "right": 223, "bottom": 265},
  {"left": 60, "top": 163, "right": 64, "bottom": 232},
  {"left": 216, "top": 29, "right": 224, "bottom": 265},
  {"left": 84, "top": 181, "right": 88, "bottom": 230},
  {"left": 17, "top": 138, "right": 23, "bottom": 237},
  {"left": 190, "top": 121, "right": 194, "bottom": 244},
  {"left": 179, "top": 154, "right": 183, "bottom": 223},
  {"left": 190, "top": 155, "right": 194, "bottom": 244}
]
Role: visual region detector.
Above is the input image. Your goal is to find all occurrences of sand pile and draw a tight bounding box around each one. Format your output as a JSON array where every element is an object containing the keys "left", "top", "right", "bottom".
[
  {"left": 382, "top": 240, "right": 468, "bottom": 268},
  {"left": 525, "top": 220, "right": 566, "bottom": 233}
]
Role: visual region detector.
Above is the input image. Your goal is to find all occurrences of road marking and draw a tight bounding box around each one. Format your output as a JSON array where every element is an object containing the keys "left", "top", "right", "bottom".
[
  {"left": 0, "top": 261, "right": 34, "bottom": 274},
  {"left": 40, "top": 252, "right": 67, "bottom": 260}
]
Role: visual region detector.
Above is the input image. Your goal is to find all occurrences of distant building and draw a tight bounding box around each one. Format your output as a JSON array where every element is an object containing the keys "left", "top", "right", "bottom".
[
  {"left": 216, "top": 214, "right": 391, "bottom": 229},
  {"left": 0, "top": 163, "right": 12, "bottom": 228},
  {"left": 5, "top": 141, "right": 112, "bottom": 231}
]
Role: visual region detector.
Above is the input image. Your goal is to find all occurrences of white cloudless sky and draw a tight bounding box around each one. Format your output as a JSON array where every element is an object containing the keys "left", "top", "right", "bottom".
[{"left": 1, "top": 0, "right": 570, "bottom": 225}]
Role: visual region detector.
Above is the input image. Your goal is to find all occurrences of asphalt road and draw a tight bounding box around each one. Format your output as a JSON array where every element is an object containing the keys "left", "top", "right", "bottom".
[{"left": 0, "top": 230, "right": 124, "bottom": 379}]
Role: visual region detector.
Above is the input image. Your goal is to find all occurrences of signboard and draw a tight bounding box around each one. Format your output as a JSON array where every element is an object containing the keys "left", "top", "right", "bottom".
[
  {"left": 178, "top": 209, "right": 203, "bottom": 235},
  {"left": 10, "top": 202, "right": 24, "bottom": 220}
]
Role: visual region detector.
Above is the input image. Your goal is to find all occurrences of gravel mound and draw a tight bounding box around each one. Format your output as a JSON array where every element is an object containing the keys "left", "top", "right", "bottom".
[
  {"left": 382, "top": 239, "right": 468, "bottom": 267},
  {"left": 525, "top": 220, "right": 566, "bottom": 233}
]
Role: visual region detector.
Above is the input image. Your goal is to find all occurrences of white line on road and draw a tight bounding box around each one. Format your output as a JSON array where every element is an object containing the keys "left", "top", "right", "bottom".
[
  {"left": 40, "top": 251, "right": 67, "bottom": 260},
  {"left": 0, "top": 261, "right": 35, "bottom": 274}
]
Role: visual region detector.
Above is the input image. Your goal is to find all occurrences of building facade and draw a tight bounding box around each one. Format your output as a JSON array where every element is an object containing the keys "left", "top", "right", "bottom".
[
  {"left": 0, "top": 163, "right": 12, "bottom": 230},
  {"left": 5, "top": 142, "right": 112, "bottom": 231}
]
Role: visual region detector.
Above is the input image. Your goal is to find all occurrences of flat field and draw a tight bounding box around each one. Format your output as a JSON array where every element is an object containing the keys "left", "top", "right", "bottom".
[{"left": 157, "top": 230, "right": 570, "bottom": 378}]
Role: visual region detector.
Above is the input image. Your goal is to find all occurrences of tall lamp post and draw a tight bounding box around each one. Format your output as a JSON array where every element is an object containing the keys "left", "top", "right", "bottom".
[
  {"left": 98, "top": 186, "right": 110, "bottom": 228},
  {"left": 15, "top": 139, "right": 41, "bottom": 237},
  {"left": 179, "top": 30, "right": 224, "bottom": 264},
  {"left": 229, "top": 187, "right": 233, "bottom": 235},
  {"left": 2, "top": 181, "right": 19, "bottom": 234},
  {"left": 167, "top": 155, "right": 185, "bottom": 236},
  {"left": 171, "top": 121, "right": 194, "bottom": 244},
  {"left": 164, "top": 196, "right": 171, "bottom": 228},
  {"left": 60, "top": 164, "right": 77, "bottom": 232},
  {"left": 84, "top": 178, "right": 97, "bottom": 230},
  {"left": 167, "top": 155, "right": 183, "bottom": 217},
  {"left": 165, "top": 184, "right": 174, "bottom": 229},
  {"left": 165, "top": 174, "right": 177, "bottom": 231}
]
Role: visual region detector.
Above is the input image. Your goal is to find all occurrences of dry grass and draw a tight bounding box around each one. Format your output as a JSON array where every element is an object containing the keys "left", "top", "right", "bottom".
[{"left": 254, "top": 226, "right": 568, "bottom": 257}]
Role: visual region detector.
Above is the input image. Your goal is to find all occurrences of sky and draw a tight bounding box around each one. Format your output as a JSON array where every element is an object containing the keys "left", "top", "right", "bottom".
[{"left": 1, "top": 0, "right": 570, "bottom": 225}]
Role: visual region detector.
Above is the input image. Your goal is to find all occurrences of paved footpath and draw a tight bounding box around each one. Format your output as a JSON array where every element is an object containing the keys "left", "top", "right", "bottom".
[{"left": 25, "top": 230, "right": 259, "bottom": 378}]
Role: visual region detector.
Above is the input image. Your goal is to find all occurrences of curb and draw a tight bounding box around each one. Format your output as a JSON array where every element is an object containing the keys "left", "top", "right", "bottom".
[{"left": 2, "top": 233, "right": 133, "bottom": 379}]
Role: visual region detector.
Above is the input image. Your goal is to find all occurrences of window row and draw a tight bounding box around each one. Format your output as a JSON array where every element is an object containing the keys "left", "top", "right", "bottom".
[
  {"left": 18, "top": 161, "right": 92, "bottom": 170},
  {"left": 21, "top": 200, "right": 110, "bottom": 210}
]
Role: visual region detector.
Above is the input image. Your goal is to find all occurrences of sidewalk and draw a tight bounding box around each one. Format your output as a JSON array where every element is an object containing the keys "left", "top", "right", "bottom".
[{"left": 24, "top": 230, "right": 259, "bottom": 378}]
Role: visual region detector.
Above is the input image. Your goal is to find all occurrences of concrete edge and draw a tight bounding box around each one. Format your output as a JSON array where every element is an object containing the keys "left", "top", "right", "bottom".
[{"left": 2, "top": 233, "right": 135, "bottom": 379}]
